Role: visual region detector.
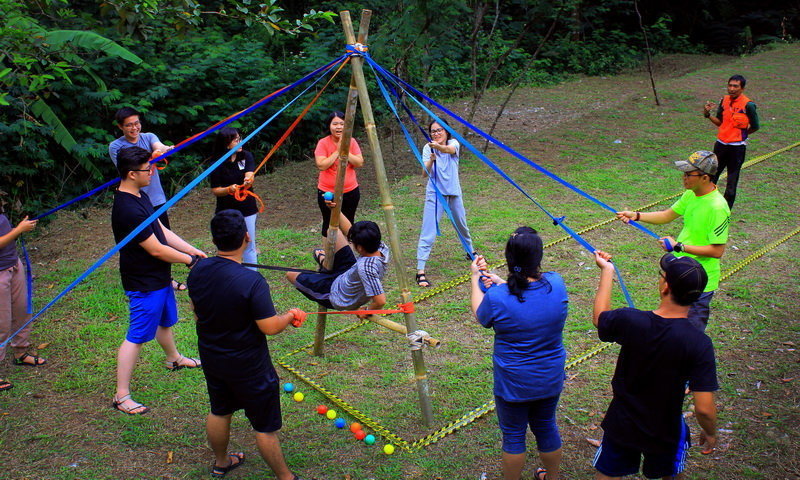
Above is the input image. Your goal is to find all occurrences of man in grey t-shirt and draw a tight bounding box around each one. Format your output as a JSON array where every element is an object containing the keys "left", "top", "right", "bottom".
[{"left": 109, "top": 107, "right": 174, "bottom": 224}]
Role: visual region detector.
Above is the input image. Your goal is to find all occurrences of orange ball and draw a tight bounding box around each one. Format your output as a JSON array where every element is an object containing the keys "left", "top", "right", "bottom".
[
  {"left": 349, "top": 422, "right": 362, "bottom": 433},
  {"left": 316, "top": 405, "right": 328, "bottom": 415},
  {"left": 354, "top": 429, "right": 366, "bottom": 440}
]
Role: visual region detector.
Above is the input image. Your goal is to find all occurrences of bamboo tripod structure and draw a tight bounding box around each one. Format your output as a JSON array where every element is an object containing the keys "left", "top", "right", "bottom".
[{"left": 311, "top": 9, "right": 435, "bottom": 426}]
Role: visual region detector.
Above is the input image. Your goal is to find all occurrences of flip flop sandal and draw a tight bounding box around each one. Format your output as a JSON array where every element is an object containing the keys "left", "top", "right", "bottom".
[
  {"left": 172, "top": 279, "right": 187, "bottom": 291},
  {"left": 0, "top": 379, "right": 13, "bottom": 391},
  {"left": 211, "top": 452, "right": 245, "bottom": 478},
  {"left": 535, "top": 467, "right": 548, "bottom": 480},
  {"left": 312, "top": 249, "right": 327, "bottom": 269},
  {"left": 166, "top": 355, "right": 201, "bottom": 371},
  {"left": 415, "top": 273, "right": 431, "bottom": 287},
  {"left": 13, "top": 352, "right": 46, "bottom": 367},
  {"left": 112, "top": 394, "right": 150, "bottom": 415}
]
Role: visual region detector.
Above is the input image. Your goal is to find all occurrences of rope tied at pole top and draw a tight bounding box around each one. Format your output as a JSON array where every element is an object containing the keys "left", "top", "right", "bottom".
[{"left": 345, "top": 43, "right": 369, "bottom": 56}]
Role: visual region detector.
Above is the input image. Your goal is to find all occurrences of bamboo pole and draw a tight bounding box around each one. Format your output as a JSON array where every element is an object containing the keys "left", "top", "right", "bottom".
[
  {"left": 364, "top": 314, "right": 441, "bottom": 347},
  {"left": 312, "top": 55, "right": 361, "bottom": 357},
  {"left": 341, "top": 9, "right": 435, "bottom": 426}
]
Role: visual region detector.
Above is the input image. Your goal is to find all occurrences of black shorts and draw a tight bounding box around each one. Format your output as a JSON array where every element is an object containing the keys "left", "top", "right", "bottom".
[
  {"left": 206, "top": 373, "right": 282, "bottom": 433},
  {"left": 294, "top": 246, "right": 356, "bottom": 309}
]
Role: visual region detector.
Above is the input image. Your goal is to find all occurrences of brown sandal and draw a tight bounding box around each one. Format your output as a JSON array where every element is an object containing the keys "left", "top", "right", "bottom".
[
  {"left": 166, "top": 355, "right": 201, "bottom": 371},
  {"left": 0, "top": 379, "right": 13, "bottom": 391},
  {"left": 112, "top": 394, "right": 150, "bottom": 415}
]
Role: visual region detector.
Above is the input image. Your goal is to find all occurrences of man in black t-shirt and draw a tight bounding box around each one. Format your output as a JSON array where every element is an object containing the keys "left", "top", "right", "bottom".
[
  {"left": 591, "top": 251, "right": 718, "bottom": 479},
  {"left": 188, "top": 209, "right": 307, "bottom": 479},
  {"left": 111, "top": 147, "right": 207, "bottom": 415}
]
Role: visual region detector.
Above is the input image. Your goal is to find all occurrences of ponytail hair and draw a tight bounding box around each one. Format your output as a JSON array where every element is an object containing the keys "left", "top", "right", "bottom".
[{"left": 505, "top": 226, "right": 546, "bottom": 301}]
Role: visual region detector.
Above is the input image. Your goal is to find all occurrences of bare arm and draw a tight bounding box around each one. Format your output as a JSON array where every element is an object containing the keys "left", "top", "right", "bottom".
[
  {"left": 704, "top": 101, "right": 722, "bottom": 127},
  {"left": 430, "top": 141, "right": 456, "bottom": 155},
  {"left": 255, "top": 311, "right": 296, "bottom": 335},
  {"left": 158, "top": 221, "right": 206, "bottom": 257},
  {"left": 592, "top": 251, "right": 615, "bottom": 327},
  {"left": 139, "top": 234, "right": 195, "bottom": 265},
  {"left": 211, "top": 185, "right": 235, "bottom": 197},
  {"left": 659, "top": 237, "right": 726, "bottom": 258},
  {"left": 0, "top": 217, "right": 36, "bottom": 249},
  {"left": 348, "top": 152, "right": 364, "bottom": 168},
  {"left": 152, "top": 140, "right": 175, "bottom": 152},
  {"left": 315, "top": 151, "right": 338, "bottom": 171},
  {"left": 692, "top": 391, "right": 718, "bottom": 454},
  {"left": 617, "top": 208, "right": 679, "bottom": 225}
]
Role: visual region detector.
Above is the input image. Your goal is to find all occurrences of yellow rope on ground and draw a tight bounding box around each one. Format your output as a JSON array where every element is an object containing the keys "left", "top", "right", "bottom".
[
  {"left": 415, "top": 141, "right": 800, "bottom": 304},
  {"left": 277, "top": 144, "right": 800, "bottom": 453}
]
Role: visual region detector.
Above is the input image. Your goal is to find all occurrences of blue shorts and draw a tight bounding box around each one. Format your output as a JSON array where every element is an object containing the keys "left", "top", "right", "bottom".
[
  {"left": 593, "top": 421, "right": 690, "bottom": 479},
  {"left": 495, "top": 394, "right": 562, "bottom": 455},
  {"left": 125, "top": 286, "right": 179, "bottom": 344}
]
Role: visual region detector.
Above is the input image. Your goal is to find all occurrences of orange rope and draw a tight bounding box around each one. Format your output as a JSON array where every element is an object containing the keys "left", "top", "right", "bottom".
[
  {"left": 252, "top": 56, "right": 351, "bottom": 174},
  {"left": 229, "top": 56, "right": 351, "bottom": 211}
]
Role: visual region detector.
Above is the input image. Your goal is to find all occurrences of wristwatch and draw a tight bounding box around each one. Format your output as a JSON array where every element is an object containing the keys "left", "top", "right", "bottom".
[{"left": 673, "top": 242, "right": 684, "bottom": 253}]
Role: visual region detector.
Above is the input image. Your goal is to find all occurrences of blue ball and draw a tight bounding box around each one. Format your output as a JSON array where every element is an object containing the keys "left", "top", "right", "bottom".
[
  {"left": 283, "top": 383, "right": 294, "bottom": 393},
  {"left": 334, "top": 418, "right": 347, "bottom": 428},
  {"left": 323, "top": 191, "right": 334, "bottom": 201}
]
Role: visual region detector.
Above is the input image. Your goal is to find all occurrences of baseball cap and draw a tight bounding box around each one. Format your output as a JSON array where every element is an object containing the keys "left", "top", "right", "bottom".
[
  {"left": 674, "top": 150, "right": 718, "bottom": 176},
  {"left": 659, "top": 253, "right": 708, "bottom": 304}
]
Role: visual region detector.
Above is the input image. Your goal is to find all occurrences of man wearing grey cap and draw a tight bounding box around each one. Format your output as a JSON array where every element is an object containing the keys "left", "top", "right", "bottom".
[
  {"left": 591, "top": 250, "right": 718, "bottom": 479},
  {"left": 616, "top": 151, "right": 730, "bottom": 331}
]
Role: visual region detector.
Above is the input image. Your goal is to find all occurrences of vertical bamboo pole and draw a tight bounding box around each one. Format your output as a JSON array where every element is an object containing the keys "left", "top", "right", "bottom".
[
  {"left": 313, "top": 55, "right": 360, "bottom": 357},
  {"left": 341, "top": 9, "right": 435, "bottom": 426}
]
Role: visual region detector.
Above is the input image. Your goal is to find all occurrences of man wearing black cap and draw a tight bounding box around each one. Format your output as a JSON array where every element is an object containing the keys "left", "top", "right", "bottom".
[
  {"left": 591, "top": 251, "right": 718, "bottom": 480},
  {"left": 616, "top": 150, "right": 730, "bottom": 331}
]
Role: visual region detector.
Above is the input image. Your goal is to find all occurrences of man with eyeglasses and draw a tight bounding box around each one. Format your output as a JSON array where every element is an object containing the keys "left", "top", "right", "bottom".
[
  {"left": 109, "top": 107, "right": 175, "bottom": 226},
  {"left": 110, "top": 108, "right": 184, "bottom": 290},
  {"left": 110, "top": 146, "right": 206, "bottom": 415},
  {"left": 702, "top": 74, "right": 760, "bottom": 209},
  {"left": 616, "top": 151, "right": 730, "bottom": 332}
]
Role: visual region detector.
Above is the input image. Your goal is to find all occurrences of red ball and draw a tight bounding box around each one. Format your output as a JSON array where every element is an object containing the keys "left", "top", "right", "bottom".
[
  {"left": 316, "top": 405, "right": 328, "bottom": 415},
  {"left": 349, "top": 422, "right": 362, "bottom": 433},
  {"left": 354, "top": 429, "right": 366, "bottom": 440}
]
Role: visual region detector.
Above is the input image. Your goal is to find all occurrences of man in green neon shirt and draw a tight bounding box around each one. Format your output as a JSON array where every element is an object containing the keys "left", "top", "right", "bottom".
[{"left": 616, "top": 151, "right": 730, "bottom": 331}]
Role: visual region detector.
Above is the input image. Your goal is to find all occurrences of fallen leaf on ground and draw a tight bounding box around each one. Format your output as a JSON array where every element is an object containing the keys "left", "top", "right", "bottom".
[
  {"left": 166, "top": 451, "right": 173, "bottom": 464},
  {"left": 586, "top": 438, "right": 601, "bottom": 447},
  {"left": 37, "top": 343, "right": 50, "bottom": 349},
  {"left": 780, "top": 377, "right": 794, "bottom": 383}
]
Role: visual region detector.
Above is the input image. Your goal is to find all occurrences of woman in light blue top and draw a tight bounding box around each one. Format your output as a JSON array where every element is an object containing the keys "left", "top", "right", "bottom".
[
  {"left": 471, "top": 227, "right": 567, "bottom": 480},
  {"left": 415, "top": 119, "right": 474, "bottom": 287}
]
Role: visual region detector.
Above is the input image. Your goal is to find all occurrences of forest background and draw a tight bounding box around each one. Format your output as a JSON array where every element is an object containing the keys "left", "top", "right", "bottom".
[{"left": 2, "top": 0, "right": 798, "bottom": 215}]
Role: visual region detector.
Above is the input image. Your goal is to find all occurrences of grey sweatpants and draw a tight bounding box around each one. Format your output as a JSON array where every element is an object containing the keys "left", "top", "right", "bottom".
[{"left": 416, "top": 193, "right": 473, "bottom": 270}]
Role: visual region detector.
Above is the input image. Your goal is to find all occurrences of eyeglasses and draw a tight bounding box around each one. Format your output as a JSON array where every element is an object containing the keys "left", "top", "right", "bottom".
[
  {"left": 123, "top": 120, "right": 141, "bottom": 129},
  {"left": 131, "top": 167, "right": 153, "bottom": 175},
  {"left": 430, "top": 128, "right": 445, "bottom": 134},
  {"left": 683, "top": 172, "right": 704, "bottom": 178},
  {"left": 658, "top": 270, "right": 666, "bottom": 279}
]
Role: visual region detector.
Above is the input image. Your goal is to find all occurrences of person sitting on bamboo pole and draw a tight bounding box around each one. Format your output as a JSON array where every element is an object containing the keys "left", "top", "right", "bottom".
[
  {"left": 285, "top": 202, "right": 388, "bottom": 317},
  {"left": 314, "top": 111, "right": 364, "bottom": 238}
]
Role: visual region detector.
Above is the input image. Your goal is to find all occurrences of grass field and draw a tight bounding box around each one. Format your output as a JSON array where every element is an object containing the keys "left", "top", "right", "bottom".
[{"left": 1, "top": 43, "right": 798, "bottom": 479}]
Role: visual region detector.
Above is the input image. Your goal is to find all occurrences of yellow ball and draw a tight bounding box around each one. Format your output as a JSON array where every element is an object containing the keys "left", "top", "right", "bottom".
[
  {"left": 383, "top": 444, "right": 395, "bottom": 455},
  {"left": 293, "top": 392, "right": 304, "bottom": 402},
  {"left": 326, "top": 409, "right": 337, "bottom": 419}
]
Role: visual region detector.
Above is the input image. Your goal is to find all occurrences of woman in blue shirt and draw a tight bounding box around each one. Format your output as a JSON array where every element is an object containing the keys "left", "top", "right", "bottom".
[{"left": 471, "top": 227, "right": 567, "bottom": 480}]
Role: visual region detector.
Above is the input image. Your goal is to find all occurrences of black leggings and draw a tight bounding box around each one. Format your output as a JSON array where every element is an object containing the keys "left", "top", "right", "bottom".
[{"left": 317, "top": 187, "right": 360, "bottom": 237}]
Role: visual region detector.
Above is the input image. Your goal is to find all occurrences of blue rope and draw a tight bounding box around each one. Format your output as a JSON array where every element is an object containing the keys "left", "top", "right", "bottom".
[
  {"left": 367, "top": 58, "right": 659, "bottom": 241},
  {"left": 369, "top": 63, "right": 474, "bottom": 258},
  {"left": 31, "top": 55, "right": 349, "bottom": 221},
  {"left": 0, "top": 65, "right": 339, "bottom": 349},
  {"left": 20, "top": 238, "right": 33, "bottom": 315},
  {"left": 369, "top": 58, "right": 636, "bottom": 307}
]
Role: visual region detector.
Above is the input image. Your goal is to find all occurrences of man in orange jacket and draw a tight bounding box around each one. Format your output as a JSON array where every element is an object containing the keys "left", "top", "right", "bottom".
[{"left": 703, "top": 74, "right": 760, "bottom": 209}]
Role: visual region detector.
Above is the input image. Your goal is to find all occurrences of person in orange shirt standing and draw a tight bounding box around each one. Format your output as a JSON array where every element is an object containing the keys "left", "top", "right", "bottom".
[
  {"left": 702, "top": 74, "right": 760, "bottom": 209},
  {"left": 314, "top": 112, "right": 364, "bottom": 239}
]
